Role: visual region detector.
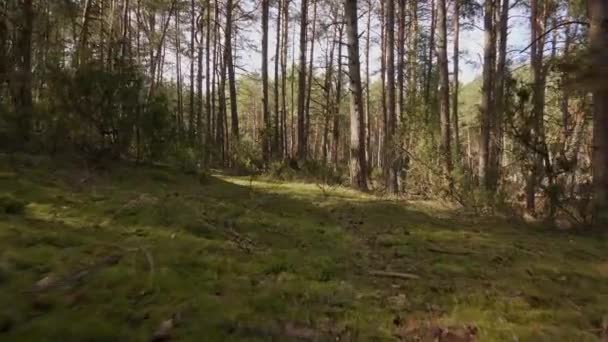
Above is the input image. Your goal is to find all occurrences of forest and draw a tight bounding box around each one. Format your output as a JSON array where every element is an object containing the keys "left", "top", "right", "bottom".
[{"left": 0, "top": 0, "right": 607, "bottom": 340}]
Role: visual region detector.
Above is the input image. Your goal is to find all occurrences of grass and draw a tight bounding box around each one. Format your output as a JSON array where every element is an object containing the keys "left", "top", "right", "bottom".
[{"left": 0, "top": 154, "right": 607, "bottom": 341}]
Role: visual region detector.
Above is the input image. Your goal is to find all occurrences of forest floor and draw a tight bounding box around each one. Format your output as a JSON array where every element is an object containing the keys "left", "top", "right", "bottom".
[{"left": 0, "top": 154, "right": 607, "bottom": 341}]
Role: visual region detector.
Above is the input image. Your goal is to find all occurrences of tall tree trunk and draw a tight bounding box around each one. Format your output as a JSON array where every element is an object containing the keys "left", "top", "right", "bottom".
[
  {"left": 437, "top": 0, "right": 452, "bottom": 188},
  {"left": 407, "top": 0, "right": 418, "bottom": 115},
  {"left": 205, "top": 0, "right": 213, "bottom": 161},
  {"left": 304, "top": 0, "right": 317, "bottom": 150},
  {"left": 189, "top": 0, "right": 196, "bottom": 144},
  {"left": 379, "top": 0, "right": 386, "bottom": 171},
  {"left": 526, "top": 0, "right": 547, "bottom": 215},
  {"left": 121, "top": 0, "right": 131, "bottom": 60},
  {"left": 274, "top": 0, "right": 283, "bottom": 158},
  {"left": 589, "top": 0, "right": 608, "bottom": 224},
  {"left": 296, "top": 0, "right": 309, "bottom": 160},
  {"left": 175, "top": 13, "right": 184, "bottom": 140},
  {"left": 344, "top": 0, "right": 368, "bottom": 190},
  {"left": 492, "top": 0, "right": 509, "bottom": 187},
  {"left": 365, "top": 0, "right": 373, "bottom": 171},
  {"left": 224, "top": 0, "right": 239, "bottom": 142},
  {"left": 452, "top": 0, "right": 460, "bottom": 158},
  {"left": 332, "top": 24, "right": 344, "bottom": 169},
  {"left": 384, "top": 0, "right": 398, "bottom": 194},
  {"left": 147, "top": 0, "right": 177, "bottom": 100},
  {"left": 76, "top": 0, "right": 93, "bottom": 66},
  {"left": 197, "top": 3, "right": 204, "bottom": 153},
  {"left": 397, "top": 0, "right": 406, "bottom": 124},
  {"left": 322, "top": 26, "right": 336, "bottom": 165},
  {"left": 424, "top": 0, "right": 436, "bottom": 113},
  {"left": 479, "top": 0, "right": 495, "bottom": 190},
  {"left": 290, "top": 18, "right": 297, "bottom": 157},
  {"left": 13, "top": 0, "right": 34, "bottom": 143},
  {"left": 262, "top": 0, "right": 270, "bottom": 164},
  {"left": 281, "top": 0, "right": 290, "bottom": 157},
  {"left": 215, "top": 1, "right": 226, "bottom": 163}
]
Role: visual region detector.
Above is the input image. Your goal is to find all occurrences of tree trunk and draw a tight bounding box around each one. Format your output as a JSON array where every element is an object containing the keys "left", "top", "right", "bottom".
[
  {"left": 479, "top": 0, "right": 495, "bottom": 190},
  {"left": 175, "top": 13, "right": 184, "bottom": 140},
  {"left": 13, "top": 0, "right": 34, "bottom": 143},
  {"left": 492, "top": 0, "right": 509, "bottom": 187},
  {"left": 281, "top": 0, "right": 290, "bottom": 157},
  {"left": 189, "top": 0, "right": 196, "bottom": 144},
  {"left": 344, "top": 0, "right": 367, "bottom": 190},
  {"left": 205, "top": 0, "right": 213, "bottom": 161},
  {"left": 589, "top": 0, "right": 608, "bottom": 224},
  {"left": 197, "top": 2, "right": 204, "bottom": 153},
  {"left": 262, "top": 0, "right": 270, "bottom": 164},
  {"left": 526, "top": 0, "right": 547, "bottom": 215},
  {"left": 76, "top": 0, "right": 93, "bottom": 66},
  {"left": 365, "top": 0, "right": 373, "bottom": 172},
  {"left": 397, "top": 0, "right": 406, "bottom": 124},
  {"left": 274, "top": 0, "right": 283, "bottom": 158},
  {"left": 452, "top": 0, "right": 460, "bottom": 158},
  {"left": 297, "top": 0, "right": 309, "bottom": 160},
  {"left": 407, "top": 0, "right": 418, "bottom": 115},
  {"left": 437, "top": 0, "right": 452, "bottom": 188},
  {"left": 225, "top": 0, "right": 239, "bottom": 142},
  {"left": 424, "top": 0, "right": 436, "bottom": 113},
  {"left": 384, "top": 0, "right": 398, "bottom": 194},
  {"left": 304, "top": 0, "right": 317, "bottom": 150},
  {"left": 322, "top": 25, "right": 336, "bottom": 165},
  {"left": 332, "top": 24, "right": 344, "bottom": 169}
]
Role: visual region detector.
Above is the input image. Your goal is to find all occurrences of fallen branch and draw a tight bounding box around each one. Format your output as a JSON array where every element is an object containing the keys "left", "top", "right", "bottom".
[{"left": 369, "top": 270, "right": 420, "bottom": 280}]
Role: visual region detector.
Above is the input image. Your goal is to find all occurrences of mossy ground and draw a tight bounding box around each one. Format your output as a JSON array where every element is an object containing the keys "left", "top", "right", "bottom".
[{"left": 0, "top": 154, "right": 607, "bottom": 341}]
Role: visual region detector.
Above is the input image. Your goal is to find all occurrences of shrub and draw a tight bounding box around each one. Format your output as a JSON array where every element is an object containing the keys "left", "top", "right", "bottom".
[
  {"left": 173, "top": 147, "right": 200, "bottom": 174},
  {"left": 230, "top": 137, "right": 263, "bottom": 174}
]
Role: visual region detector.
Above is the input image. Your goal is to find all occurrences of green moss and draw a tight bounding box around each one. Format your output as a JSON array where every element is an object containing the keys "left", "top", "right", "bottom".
[{"left": 0, "top": 157, "right": 606, "bottom": 341}]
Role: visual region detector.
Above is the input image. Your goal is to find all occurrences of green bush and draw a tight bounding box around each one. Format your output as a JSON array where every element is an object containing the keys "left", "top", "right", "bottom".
[
  {"left": 230, "top": 137, "right": 263, "bottom": 174},
  {"left": 173, "top": 147, "right": 200, "bottom": 174},
  {"left": 268, "top": 161, "right": 297, "bottom": 181}
]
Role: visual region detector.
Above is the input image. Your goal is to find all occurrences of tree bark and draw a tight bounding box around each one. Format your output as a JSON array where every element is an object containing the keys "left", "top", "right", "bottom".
[
  {"left": 526, "top": 0, "right": 547, "bottom": 215},
  {"left": 424, "top": 0, "right": 436, "bottom": 113},
  {"left": 225, "top": 0, "right": 239, "bottom": 142},
  {"left": 344, "top": 0, "right": 368, "bottom": 190},
  {"left": 322, "top": 25, "right": 336, "bottom": 165},
  {"left": 205, "top": 0, "right": 213, "bottom": 160},
  {"left": 384, "top": 0, "right": 398, "bottom": 194},
  {"left": 492, "top": 0, "right": 509, "bottom": 187},
  {"left": 397, "top": 0, "right": 406, "bottom": 124},
  {"left": 297, "top": 0, "right": 309, "bottom": 160},
  {"left": 13, "top": 0, "right": 34, "bottom": 143},
  {"left": 304, "top": 0, "right": 317, "bottom": 150},
  {"left": 479, "top": 0, "right": 495, "bottom": 190},
  {"left": 589, "top": 0, "right": 608, "bottom": 224},
  {"left": 274, "top": 0, "right": 283, "bottom": 158},
  {"left": 262, "top": 0, "right": 270, "bottom": 164},
  {"left": 332, "top": 24, "right": 344, "bottom": 169},
  {"left": 281, "top": 0, "right": 290, "bottom": 157},
  {"left": 175, "top": 13, "right": 184, "bottom": 140},
  {"left": 437, "top": 0, "right": 453, "bottom": 188},
  {"left": 452, "top": 0, "right": 460, "bottom": 158},
  {"left": 189, "top": 0, "right": 196, "bottom": 144}
]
